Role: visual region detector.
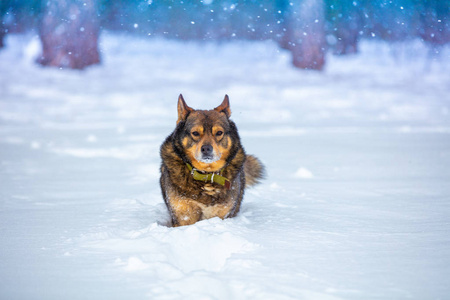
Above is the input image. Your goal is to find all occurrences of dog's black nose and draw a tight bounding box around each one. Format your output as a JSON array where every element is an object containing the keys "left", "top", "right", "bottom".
[{"left": 201, "top": 144, "right": 213, "bottom": 156}]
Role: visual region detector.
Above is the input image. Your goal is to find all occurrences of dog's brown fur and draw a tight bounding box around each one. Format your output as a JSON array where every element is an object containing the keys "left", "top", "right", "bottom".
[{"left": 160, "top": 94, "right": 264, "bottom": 226}]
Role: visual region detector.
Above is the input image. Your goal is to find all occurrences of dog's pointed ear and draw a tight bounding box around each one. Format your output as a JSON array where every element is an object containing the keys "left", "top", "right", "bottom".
[
  {"left": 214, "top": 95, "right": 231, "bottom": 118},
  {"left": 177, "top": 94, "right": 193, "bottom": 124}
]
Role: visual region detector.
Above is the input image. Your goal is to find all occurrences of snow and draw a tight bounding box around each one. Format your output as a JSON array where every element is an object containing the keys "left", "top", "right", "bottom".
[
  {"left": 294, "top": 167, "right": 314, "bottom": 179},
  {"left": 1, "top": 32, "right": 450, "bottom": 300}
]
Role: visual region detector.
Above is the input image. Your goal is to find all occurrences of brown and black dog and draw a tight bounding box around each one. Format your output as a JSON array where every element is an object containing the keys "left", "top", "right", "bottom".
[{"left": 160, "top": 94, "right": 264, "bottom": 226}]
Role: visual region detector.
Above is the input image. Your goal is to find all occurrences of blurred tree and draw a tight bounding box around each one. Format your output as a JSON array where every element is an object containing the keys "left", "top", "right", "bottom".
[
  {"left": 417, "top": 0, "right": 450, "bottom": 48},
  {"left": 0, "top": 25, "right": 4, "bottom": 49},
  {"left": 326, "top": 0, "right": 361, "bottom": 55},
  {"left": 0, "top": 0, "right": 9, "bottom": 48},
  {"left": 0, "top": 26, "right": 4, "bottom": 48},
  {"left": 361, "top": 0, "right": 414, "bottom": 41},
  {"left": 283, "top": 0, "right": 326, "bottom": 70},
  {"left": 37, "top": 0, "right": 100, "bottom": 69}
]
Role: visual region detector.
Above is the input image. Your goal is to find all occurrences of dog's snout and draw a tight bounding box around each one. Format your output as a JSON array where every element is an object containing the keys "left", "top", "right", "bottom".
[
  {"left": 201, "top": 144, "right": 213, "bottom": 156},
  {"left": 196, "top": 143, "right": 220, "bottom": 164}
]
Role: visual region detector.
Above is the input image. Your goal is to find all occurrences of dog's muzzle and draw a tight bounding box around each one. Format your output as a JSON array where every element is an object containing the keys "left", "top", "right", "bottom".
[{"left": 197, "top": 144, "right": 221, "bottom": 163}]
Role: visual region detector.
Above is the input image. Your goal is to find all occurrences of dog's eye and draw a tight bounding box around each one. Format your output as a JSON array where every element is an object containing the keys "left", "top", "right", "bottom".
[
  {"left": 216, "top": 131, "right": 223, "bottom": 136},
  {"left": 192, "top": 131, "right": 200, "bottom": 137}
]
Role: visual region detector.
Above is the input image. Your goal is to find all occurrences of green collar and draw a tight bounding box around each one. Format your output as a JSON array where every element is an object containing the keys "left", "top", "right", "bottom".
[{"left": 186, "top": 163, "right": 231, "bottom": 190}]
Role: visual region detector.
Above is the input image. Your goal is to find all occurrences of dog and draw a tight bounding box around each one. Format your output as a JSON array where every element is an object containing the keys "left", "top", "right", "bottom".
[{"left": 160, "top": 94, "right": 265, "bottom": 226}]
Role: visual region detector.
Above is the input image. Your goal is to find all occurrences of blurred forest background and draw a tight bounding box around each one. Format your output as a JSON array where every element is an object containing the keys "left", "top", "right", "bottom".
[{"left": 0, "top": 0, "right": 448, "bottom": 70}]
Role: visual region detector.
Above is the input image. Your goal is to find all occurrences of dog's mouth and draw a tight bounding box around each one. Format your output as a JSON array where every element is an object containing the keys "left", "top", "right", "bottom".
[{"left": 195, "top": 153, "right": 221, "bottom": 164}]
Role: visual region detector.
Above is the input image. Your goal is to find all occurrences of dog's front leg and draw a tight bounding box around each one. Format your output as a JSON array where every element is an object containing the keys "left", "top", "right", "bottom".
[{"left": 169, "top": 197, "right": 202, "bottom": 227}]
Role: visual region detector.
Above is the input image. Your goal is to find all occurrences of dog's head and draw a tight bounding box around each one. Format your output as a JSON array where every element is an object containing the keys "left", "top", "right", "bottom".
[{"left": 174, "top": 94, "right": 239, "bottom": 172}]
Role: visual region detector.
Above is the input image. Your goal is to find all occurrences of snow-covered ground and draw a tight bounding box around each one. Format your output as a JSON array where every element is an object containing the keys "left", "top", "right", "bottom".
[{"left": 1, "top": 32, "right": 450, "bottom": 300}]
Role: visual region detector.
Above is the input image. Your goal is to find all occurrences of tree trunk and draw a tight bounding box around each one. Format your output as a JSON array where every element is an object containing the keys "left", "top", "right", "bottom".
[
  {"left": 284, "top": 0, "right": 326, "bottom": 70},
  {"left": 330, "top": 1, "right": 360, "bottom": 55},
  {"left": 0, "top": 23, "right": 4, "bottom": 48},
  {"left": 37, "top": 0, "right": 100, "bottom": 69}
]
